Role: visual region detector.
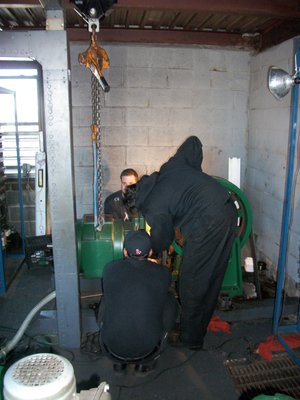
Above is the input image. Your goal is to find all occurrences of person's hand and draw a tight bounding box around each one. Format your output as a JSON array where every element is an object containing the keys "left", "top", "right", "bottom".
[{"left": 147, "top": 257, "right": 159, "bottom": 264}]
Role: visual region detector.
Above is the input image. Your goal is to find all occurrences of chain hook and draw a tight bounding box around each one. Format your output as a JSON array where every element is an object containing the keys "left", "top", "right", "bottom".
[{"left": 78, "top": 27, "right": 110, "bottom": 92}]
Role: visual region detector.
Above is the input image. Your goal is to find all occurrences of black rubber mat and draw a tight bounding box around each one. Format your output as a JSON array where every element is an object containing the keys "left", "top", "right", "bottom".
[{"left": 225, "top": 353, "right": 300, "bottom": 400}]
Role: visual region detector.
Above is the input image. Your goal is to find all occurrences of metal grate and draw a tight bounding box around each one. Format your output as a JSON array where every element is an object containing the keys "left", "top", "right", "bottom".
[
  {"left": 12, "top": 354, "right": 64, "bottom": 386},
  {"left": 225, "top": 354, "right": 300, "bottom": 400}
]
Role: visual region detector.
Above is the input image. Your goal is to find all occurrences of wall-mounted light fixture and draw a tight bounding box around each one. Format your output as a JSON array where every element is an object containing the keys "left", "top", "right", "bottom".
[{"left": 268, "top": 65, "right": 300, "bottom": 99}]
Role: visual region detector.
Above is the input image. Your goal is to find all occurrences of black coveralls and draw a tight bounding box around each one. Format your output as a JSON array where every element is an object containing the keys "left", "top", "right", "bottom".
[
  {"left": 101, "top": 257, "right": 175, "bottom": 359},
  {"left": 104, "top": 190, "right": 139, "bottom": 220},
  {"left": 135, "top": 136, "right": 237, "bottom": 347}
]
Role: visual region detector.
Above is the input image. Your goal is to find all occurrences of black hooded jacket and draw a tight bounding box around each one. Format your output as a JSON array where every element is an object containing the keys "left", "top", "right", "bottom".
[{"left": 135, "top": 136, "right": 231, "bottom": 253}]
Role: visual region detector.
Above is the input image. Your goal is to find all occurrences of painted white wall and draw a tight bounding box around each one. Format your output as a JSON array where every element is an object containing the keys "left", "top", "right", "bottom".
[
  {"left": 70, "top": 42, "right": 250, "bottom": 219},
  {"left": 247, "top": 39, "right": 300, "bottom": 294}
]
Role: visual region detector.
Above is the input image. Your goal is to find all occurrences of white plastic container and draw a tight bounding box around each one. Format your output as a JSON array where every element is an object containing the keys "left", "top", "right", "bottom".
[
  {"left": 244, "top": 257, "right": 254, "bottom": 273},
  {"left": 3, "top": 353, "right": 76, "bottom": 400}
]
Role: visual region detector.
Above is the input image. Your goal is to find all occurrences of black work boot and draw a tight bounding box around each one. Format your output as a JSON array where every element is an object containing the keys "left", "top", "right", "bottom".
[
  {"left": 113, "top": 363, "right": 127, "bottom": 373},
  {"left": 134, "top": 361, "right": 156, "bottom": 374}
]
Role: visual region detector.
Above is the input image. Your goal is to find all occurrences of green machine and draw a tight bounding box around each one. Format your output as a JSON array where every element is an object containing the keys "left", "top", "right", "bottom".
[
  {"left": 76, "top": 178, "right": 252, "bottom": 297},
  {"left": 76, "top": 216, "right": 145, "bottom": 278},
  {"left": 217, "top": 177, "right": 252, "bottom": 297},
  {"left": 0, "top": 365, "right": 5, "bottom": 400}
]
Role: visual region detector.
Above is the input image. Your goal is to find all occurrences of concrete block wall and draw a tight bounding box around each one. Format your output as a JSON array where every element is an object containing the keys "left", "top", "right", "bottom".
[
  {"left": 247, "top": 39, "right": 300, "bottom": 295},
  {"left": 70, "top": 43, "right": 250, "bottom": 219}
]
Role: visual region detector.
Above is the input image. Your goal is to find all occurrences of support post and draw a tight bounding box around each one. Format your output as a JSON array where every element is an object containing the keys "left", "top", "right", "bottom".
[{"left": 0, "top": 31, "right": 81, "bottom": 349}]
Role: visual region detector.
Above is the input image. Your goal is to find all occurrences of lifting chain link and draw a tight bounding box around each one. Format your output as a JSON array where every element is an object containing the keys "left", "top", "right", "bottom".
[{"left": 91, "top": 74, "right": 104, "bottom": 231}]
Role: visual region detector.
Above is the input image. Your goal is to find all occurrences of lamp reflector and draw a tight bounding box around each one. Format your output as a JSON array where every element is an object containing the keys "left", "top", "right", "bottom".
[{"left": 268, "top": 66, "right": 294, "bottom": 99}]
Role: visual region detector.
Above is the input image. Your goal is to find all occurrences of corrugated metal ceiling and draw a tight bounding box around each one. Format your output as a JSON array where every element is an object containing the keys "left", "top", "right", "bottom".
[{"left": 1, "top": 0, "right": 300, "bottom": 52}]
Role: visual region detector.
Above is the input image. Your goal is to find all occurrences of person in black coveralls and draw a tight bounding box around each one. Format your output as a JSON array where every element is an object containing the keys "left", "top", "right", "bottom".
[
  {"left": 124, "top": 136, "right": 238, "bottom": 349},
  {"left": 99, "top": 230, "right": 178, "bottom": 372},
  {"left": 104, "top": 168, "right": 139, "bottom": 220}
]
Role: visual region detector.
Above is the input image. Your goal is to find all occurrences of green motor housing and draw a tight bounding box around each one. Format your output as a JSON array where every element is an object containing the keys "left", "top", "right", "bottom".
[{"left": 76, "top": 216, "right": 144, "bottom": 278}]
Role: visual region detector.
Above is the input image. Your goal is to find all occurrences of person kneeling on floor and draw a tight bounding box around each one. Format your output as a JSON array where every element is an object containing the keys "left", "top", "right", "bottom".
[{"left": 98, "top": 230, "right": 179, "bottom": 373}]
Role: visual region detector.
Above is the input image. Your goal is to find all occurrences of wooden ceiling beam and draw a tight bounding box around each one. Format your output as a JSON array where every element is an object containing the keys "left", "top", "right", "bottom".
[
  {"left": 115, "top": 0, "right": 300, "bottom": 19},
  {"left": 261, "top": 22, "right": 300, "bottom": 51},
  {"left": 67, "top": 27, "right": 257, "bottom": 50},
  {"left": 2, "top": 0, "right": 300, "bottom": 19},
  {"left": 0, "top": 0, "right": 40, "bottom": 7}
]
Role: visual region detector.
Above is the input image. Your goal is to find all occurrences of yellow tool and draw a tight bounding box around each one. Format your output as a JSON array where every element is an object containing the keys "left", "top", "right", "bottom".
[{"left": 79, "top": 27, "right": 110, "bottom": 92}]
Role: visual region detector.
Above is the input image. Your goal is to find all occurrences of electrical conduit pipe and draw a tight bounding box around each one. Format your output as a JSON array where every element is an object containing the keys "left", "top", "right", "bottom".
[{"left": 0, "top": 291, "right": 56, "bottom": 363}]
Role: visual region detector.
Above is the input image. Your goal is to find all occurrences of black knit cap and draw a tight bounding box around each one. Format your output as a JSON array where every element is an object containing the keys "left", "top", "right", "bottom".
[{"left": 124, "top": 230, "right": 151, "bottom": 257}]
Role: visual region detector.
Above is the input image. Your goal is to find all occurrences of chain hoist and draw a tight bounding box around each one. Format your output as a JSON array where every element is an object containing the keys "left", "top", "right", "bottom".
[
  {"left": 79, "top": 26, "right": 110, "bottom": 231},
  {"left": 79, "top": 27, "right": 110, "bottom": 93},
  {"left": 91, "top": 75, "right": 105, "bottom": 230}
]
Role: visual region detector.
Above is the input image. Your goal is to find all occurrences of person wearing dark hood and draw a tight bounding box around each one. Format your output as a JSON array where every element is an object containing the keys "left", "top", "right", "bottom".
[{"left": 124, "top": 136, "right": 238, "bottom": 349}]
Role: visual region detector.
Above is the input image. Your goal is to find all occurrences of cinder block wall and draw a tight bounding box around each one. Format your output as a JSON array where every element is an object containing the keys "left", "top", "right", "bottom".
[
  {"left": 70, "top": 43, "right": 251, "bottom": 219},
  {"left": 247, "top": 39, "right": 300, "bottom": 295}
]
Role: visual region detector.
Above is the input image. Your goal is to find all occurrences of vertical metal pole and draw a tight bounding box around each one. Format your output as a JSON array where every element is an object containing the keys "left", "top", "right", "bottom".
[
  {"left": 14, "top": 92, "right": 25, "bottom": 255},
  {"left": 272, "top": 40, "right": 300, "bottom": 334},
  {"left": 0, "top": 88, "right": 5, "bottom": 293},
  {"left": 39, "top": 31, "right": 81, "bottom": 348},
  {"left": 0, "top": 236, "right": 5, "bottom": 294}
]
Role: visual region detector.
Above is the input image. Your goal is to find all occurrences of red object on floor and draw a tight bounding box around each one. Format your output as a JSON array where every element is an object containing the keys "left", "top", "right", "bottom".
[
  {"left": 257, "top": 334, "right": 300, "bottom": 361},
  {"left": 208, "top": 315, "right": 231, "bottom": 333}
]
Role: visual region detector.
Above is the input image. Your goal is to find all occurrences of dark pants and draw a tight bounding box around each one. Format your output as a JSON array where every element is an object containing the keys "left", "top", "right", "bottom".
[
  {"left": 179, "top": 200, "right": 237, "bottom": 346},
  {"left": 97, "top": 291, "right": 179, "bottom": 363}
]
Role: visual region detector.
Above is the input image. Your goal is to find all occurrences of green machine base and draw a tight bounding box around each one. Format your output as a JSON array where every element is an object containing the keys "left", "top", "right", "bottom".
[
  {"left": 0, "top": 365, "right": 5, "bottom": 400},
  {"left": 216, "top": 177, "right": 252, "bottom": 297},
  {"left": 221, "top": 237, "right": 243, "bottom": 297}
]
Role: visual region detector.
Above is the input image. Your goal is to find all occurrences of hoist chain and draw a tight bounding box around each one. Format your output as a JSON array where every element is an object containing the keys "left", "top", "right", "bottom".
[{"left": 91, "top": 74, "right": 104, "bottom": 230}]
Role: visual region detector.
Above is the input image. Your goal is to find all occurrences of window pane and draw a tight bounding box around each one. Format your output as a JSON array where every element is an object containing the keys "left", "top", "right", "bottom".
[
  {"left": 0, "top": 78, "right": 38, "bottom": 123},
  {"left": 0, "top": 62, "right": 42, "bottom": 176},
  {"left": 0, "top": 93, "right": 16, "bottom": 123},
  {"left": 0, "top": 69, "right": 37, "bottom": 77}
]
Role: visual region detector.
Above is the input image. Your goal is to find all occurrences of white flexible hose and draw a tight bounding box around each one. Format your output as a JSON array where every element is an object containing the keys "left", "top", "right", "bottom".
[{"left": 0, "top": 290, "right": 56, "bottom": 360}]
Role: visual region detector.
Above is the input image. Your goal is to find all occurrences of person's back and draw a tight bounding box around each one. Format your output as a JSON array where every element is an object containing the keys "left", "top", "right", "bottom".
[
  {"left": 102, "top": 256, "right": 170, "bottom": 358},
  {"left": 100, "top": 231, "right": 172, "bottom": 360},
  {"left": 134, "top": 137, "right": 231, "bottom": 244}
]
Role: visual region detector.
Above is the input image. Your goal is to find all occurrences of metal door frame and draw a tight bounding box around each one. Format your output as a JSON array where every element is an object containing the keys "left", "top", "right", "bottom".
[{"left": 0, "top": 31, "right": 81, "bottom": 348}]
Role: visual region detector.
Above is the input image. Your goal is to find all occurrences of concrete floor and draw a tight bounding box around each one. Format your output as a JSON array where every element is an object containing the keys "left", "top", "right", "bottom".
[{"left": 0, "top": 262, "right": 299, "bottom": 400}]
